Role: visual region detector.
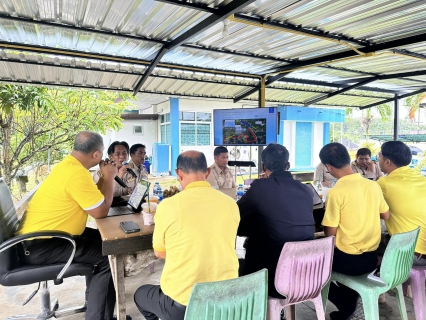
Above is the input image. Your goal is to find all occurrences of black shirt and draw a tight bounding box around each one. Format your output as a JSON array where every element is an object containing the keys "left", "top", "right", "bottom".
[{"left": 237, "top": 170, "right": 315, "bottom": 298}]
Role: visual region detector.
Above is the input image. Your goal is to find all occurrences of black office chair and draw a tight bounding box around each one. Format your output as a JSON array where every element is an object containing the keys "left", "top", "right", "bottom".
[{"left": 0, "top": 178, "right": 94, "bottom": 319}]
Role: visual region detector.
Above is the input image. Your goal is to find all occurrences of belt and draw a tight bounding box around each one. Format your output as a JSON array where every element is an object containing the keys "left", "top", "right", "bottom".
[{"left": 414, "top": 252, "right": 426, "bottom": 259}]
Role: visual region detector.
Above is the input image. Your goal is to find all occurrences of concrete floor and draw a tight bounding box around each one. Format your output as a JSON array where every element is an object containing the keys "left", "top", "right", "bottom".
[{"left": 0, "top": 255, "right": 419, "bottom": 320}]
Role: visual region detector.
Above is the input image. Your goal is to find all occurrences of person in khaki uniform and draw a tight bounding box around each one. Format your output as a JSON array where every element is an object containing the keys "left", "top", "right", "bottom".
[
  {"left": 121, "top": 143, "right": 149, "bottom": 192},
  {"left": 351, "top": 148, "right": 383, "bottom": 181},
  {"left": 206, "top": 146, "right": 236, "bottom": 189}
]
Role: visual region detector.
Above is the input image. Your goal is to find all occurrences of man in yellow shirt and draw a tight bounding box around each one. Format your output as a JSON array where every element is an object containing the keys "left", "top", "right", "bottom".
[
  {"left": 17, "top": 131, "right": 119, "bottom": 320},
  {"left": 134, "top": 151, "right": 239, "bottom": 320},
  {"left": 377, "top": 141, "right": 426, "bottom": 266},
  {"left": 320, "top": 143, "right": 389, "bottom": 320}
]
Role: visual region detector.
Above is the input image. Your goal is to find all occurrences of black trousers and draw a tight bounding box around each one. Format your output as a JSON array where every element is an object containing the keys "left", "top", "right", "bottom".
[
  {"left": 328, "top": 247, "right": 378, "bottom": 317},
  {"left": 18, "top": 227, "right": 116, "bottom": 320},
  {"left": 134, "top": 285, "right": 186, "bottom": 320}
]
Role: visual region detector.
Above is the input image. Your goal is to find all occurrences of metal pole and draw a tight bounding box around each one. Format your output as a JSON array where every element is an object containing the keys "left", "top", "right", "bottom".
[
  {"left": 257, "top": 76, "right": 266, "bottom": 175},
  {"left": 394, "top": 96, "right": 399, "bottom": 140}
]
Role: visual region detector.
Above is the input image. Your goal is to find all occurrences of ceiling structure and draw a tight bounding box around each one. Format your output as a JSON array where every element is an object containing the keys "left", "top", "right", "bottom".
[{"left": 0, "top": 0, "right": 426, "bottom": 109}]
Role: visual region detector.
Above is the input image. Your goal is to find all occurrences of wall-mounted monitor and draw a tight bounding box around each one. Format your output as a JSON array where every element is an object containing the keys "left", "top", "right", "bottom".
[{"left": 213, "top": 107, "right": 278, "bottom": 146}]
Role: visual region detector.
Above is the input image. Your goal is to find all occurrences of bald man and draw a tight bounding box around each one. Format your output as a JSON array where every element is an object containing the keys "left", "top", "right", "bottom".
[{"left": 134, "top": 151, "right": 240, "bottom": 320}]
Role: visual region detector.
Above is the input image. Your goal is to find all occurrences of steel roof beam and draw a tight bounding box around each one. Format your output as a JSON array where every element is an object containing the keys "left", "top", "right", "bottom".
[
  {"left": 132, "top": 0, "right": 256, "bottom": 95},
  {"left": 303, "top": 77, "right": 379, "bottom": 105},
  {"left": 233, "top": 30, "right": 426, "bottom": 102},
  {"left": 154, "top": 0, "right": 219, "bottom": 13},
  {"left": 360, "top": 88, "right": 426, "bottom": 110},
  {"left": 332, "top": 69, "right": 426, "bottom": 85},
  {"left": 233, "top": 13, "right": 370, "bottom": 46}
]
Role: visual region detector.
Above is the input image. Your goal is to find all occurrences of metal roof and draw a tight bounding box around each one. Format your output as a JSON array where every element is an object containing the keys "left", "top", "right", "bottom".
[{"left": 0, "top": 0, "right": 425, "bottom": 108}]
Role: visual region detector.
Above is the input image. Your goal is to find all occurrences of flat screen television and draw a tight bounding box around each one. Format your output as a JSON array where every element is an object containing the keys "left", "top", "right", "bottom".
[{"left": 213, "top": 107, "right": 278, "bottom": 146}]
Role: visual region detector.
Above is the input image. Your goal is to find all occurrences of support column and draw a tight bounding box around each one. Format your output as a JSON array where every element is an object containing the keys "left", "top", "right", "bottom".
[
  {"left": 394, "top": 96, "right": 399, "bottom": 141},
  {"left": 170, "top": 98, "right": 180, "bottom": 176},
  {"left": 257, "top": 76, "right": 266, "bottom": 173}
]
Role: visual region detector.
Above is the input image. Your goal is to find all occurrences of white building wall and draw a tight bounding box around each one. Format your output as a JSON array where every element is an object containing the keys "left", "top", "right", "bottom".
[
  {"left": 283, "top": 121, "right": 296, "bottom": 168},
  {"left": 311, "top": 122, "right": 323, "bottom": 167}
]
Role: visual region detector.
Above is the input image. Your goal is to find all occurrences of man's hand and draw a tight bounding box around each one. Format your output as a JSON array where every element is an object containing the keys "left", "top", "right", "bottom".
[
  {"left": 118, "top": 162, "right": 130, "bottom": 178},
  {"left": 367, "top": 160, "right": 376, "bottom": 173},
  {"left": 100, "top": 159, "right": 118, "bottom": 180}
]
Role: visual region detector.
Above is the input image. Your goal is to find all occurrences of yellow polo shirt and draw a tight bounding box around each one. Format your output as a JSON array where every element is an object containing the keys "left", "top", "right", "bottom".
[
  {"left": 377, "top": 166, "right": 426, "bottom": 254},
  {"left": 153, "top": 181, "right": 240, "bottom": 305},
  {"left": 18, "top": 155, "right": 104, "bottom": 236},
  {"left": 322, "top": 173, "right": 389, "bottom": 255}
]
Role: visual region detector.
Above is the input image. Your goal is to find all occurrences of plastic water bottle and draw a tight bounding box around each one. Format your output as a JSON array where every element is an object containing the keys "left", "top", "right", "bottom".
[
  {"left": 421, "top": 167, "right": 426, "bottom": 177},
  {"left": 153, "top": 182, "right": 160, "bottom": 195},
  {"left": 236, "top": 184, "right": 244, "bottom": 201},
  {"left": 157, "top": 185, "right": 163, "bottom": 202},
  {"left": 332, "top": 179, "right": 337, "bottom": 187}
]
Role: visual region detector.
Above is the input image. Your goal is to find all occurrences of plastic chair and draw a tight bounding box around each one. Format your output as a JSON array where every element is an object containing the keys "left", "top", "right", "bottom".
[
  {"left": 267, "top": 237, "right": 335, "bottom": 320},
  {"left": 321, "top": 228, "right": 420, "bottom": 320},
  {"left": 402, "top": 266, "right": 426, "bottom": 320},
  {"left": 184, "top": 269, "right": 268, "bottom": 320}
]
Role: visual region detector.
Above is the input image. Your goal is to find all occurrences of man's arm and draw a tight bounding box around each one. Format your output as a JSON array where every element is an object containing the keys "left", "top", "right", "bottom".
[
  {"left": 154, "top": 250, "right": 166, "bottom": 259},
  {"left": 86, "top": 161, "right": 117, "bottom": 219},
  {"left": 380, "top": 211, "right": 390, "bottom": 220},
  {"left": 324, "top": 226, "right": 337, "bottom": 236}
]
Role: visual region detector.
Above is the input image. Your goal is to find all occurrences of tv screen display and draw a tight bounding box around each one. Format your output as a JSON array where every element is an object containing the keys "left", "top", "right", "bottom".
[{"left": 213, "top": 107, "right": 278, "bottom": 146}]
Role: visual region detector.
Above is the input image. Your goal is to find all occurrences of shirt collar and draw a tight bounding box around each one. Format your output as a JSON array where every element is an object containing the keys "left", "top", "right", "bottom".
[
  {"left": 269, "top": 170, "right": 292, "bottom": 177},
  {"left": 185, "top": 181, "right": 211, "bottom": 189},
  {"left": 388, "top": 166, "right": 411, "bottom": 176},
  {"left": 213, "top": 162, "right": 228, "bottom": 174},
  {"left": 339, "top": 172, "right": 362, "bottom": 181}
]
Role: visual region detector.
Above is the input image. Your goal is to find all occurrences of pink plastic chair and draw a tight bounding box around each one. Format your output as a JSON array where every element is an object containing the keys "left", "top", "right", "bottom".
[
  {"left": 267, "top": 236, "right": 335, "bottom": 320},
  {"left": 402, "top": 266, "right": 426, "bottom": 320}
]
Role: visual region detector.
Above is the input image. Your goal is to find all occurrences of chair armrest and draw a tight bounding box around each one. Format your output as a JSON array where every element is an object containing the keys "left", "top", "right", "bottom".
[{"left": 0, "top": 231, "right": 77, "bottom": 284}]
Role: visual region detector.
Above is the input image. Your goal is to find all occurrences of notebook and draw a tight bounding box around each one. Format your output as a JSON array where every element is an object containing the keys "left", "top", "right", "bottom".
[
  {"left": 303, "top": 183, "right": 324, "bottom": 209},
  {"left": 108, "top": 179, "right": 151, "bottom": 217}
]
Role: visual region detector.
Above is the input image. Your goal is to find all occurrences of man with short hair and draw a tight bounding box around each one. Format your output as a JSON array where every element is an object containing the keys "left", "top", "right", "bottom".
[
  {"left": 351, "top": 148, "right": 383, "bottom": 181},
  {"left": 17, "top": 131, "right": 118, "bottom": 320},
  {"left": 134, "top": 150, "right": 239, "bottom": 320},
  {"left": 120, "top": 143, "right": 149, "bottom": 191},
  {"left": 206, "top": 146, "right": 236, "bottom": 189},
  {"left": 377, "top": 141, "right": 426, "bottom": 266},
  {"left": 237, "top": 143, "right": 315, "bottom": 298},
  {"left": 320, "top": 143, "right": 389, "bottom": 320}
]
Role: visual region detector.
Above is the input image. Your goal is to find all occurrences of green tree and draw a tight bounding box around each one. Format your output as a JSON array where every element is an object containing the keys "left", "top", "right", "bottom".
[
  {"left": 405, "top": 93, "right": 426, "bottom": 129},
  {"left": 0, "top": 85, "right": 135, "bottom": 187}
]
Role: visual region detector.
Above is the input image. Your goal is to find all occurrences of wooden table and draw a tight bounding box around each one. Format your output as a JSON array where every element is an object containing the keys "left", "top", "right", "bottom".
[{"left": 96, "top": 213, "right": 154, "bottom": 320}]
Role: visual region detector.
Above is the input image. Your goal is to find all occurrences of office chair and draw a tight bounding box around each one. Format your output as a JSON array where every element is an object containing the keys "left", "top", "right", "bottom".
[{"left": 0, "top": 178, "right": 94, "bottom": 319}]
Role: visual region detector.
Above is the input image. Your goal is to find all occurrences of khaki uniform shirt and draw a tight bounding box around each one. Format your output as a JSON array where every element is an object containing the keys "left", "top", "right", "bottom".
[
  {"left": 351, "top": 160, "right": 383, "bottom": 181},
  {"left": 92, "top": 160, "right": 148, "bottom": 197},
  {"left": 314, "top": 163, "right": 335, "bottom": 188},
  {"left": 206, "top": 162, "right": 236, "bottom": 189}
]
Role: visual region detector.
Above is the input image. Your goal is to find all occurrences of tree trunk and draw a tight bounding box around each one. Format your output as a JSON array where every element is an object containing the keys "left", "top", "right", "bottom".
[{"left": 2, "top": 113, "right": 13, "bottom": 186}]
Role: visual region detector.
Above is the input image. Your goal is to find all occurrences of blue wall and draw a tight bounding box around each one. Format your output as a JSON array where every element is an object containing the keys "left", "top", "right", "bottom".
[
  {"left": 170, "top": 98, "right": 180, "bottom": 176},
  {"left": 278, "top": 106, "right": 345, "bottom": 122},
  {"left": 323, "top": 123, "right": 330, "bottom": 145},
  {"left": 295, "top": 122, "right": 313, "bottom": 167}
]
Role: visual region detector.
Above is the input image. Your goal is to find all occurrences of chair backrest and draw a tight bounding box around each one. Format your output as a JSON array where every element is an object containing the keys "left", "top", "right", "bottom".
[
  {"left": 380, "top": 227, "right": 420, "bottom": 289},
  {"left": 184, "top": 269, "right": 268, "bottom": 320},
  {"left": 274, "top": 236, "right": 334, "bottom": 304},
  {"left": 0, "top": 178, "right": 20, "bottom": 275}
]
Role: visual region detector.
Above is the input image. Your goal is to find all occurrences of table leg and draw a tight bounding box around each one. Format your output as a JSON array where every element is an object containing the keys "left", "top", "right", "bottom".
[{"left": 109, "top": 254, "right": 126, "bottom": 320}]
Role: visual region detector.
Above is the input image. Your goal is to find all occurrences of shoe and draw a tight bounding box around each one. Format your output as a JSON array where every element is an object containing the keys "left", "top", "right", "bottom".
[{"left": 112, "top": 316, "right": 132, "bottom": 320}]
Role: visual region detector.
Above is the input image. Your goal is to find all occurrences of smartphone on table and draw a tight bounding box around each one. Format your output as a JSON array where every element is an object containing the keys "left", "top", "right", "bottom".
[{"left": 119, "top": 221, "right": 141, "bottom": 234}]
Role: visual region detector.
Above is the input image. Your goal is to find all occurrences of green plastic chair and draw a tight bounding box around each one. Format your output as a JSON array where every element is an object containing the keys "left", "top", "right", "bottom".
[
  {"left": 321, "top": 227, "right": 420, "bottom": 320},
  {"left": 184, "top": 269, "right": 268, "bottom": 320}
]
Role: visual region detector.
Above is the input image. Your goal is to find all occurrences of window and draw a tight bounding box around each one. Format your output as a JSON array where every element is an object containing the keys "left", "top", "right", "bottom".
[
  {"left": 180, "top": 112, "right": 212, "bottom": 146},
  {"left": 160, "top": 113, "right": 171, "bottom": 144},
  {"left": 133, "top": 125, "right": 143, "bottom": 135}
]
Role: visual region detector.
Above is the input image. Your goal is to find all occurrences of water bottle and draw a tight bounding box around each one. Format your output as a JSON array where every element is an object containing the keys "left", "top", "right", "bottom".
[
  {"left": 332, "top": 179, "right": 337, "bottom": 187},
  {"left": 153, "top": 182, "right": 160, "bottom": 195},
  {"left": 421, "top": 167, "right": 426, "bottom": 177},
  {"left": 157, "top": 185, "right": 163, "bottom": 202},
  {"left": 236, "top": 184, "right": 244, "bottom": 200}
]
